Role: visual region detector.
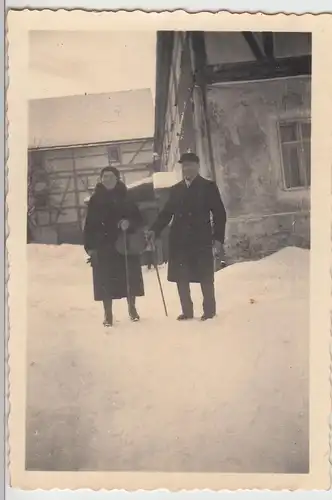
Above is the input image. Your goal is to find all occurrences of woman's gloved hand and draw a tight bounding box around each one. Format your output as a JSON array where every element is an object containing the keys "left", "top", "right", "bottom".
[{"left": 118, "top": 219, "right": 130, "bottom": 231}]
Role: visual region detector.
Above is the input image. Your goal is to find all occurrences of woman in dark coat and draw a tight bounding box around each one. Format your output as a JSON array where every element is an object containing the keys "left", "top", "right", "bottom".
[{"left": 83, "top": 166, "right": 145, "bottom": 327}]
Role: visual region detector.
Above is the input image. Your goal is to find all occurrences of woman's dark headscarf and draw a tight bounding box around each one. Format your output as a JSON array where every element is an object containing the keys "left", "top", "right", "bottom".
[
  {"left": 100, "top": 166, "right": 121, "bottom": 181},
  {"left": 92, "top": 166, "right": 127, "bottom": 202}
]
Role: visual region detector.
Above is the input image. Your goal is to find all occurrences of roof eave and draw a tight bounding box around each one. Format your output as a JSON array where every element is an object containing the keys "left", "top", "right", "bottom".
[{"left": 28, "top": 136, "right": 154, "bottom": 151}]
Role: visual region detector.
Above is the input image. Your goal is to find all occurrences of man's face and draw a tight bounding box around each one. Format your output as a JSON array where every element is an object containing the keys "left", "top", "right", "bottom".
[{"left": 182, "top": 161, "right": 199, "bottom": 181}]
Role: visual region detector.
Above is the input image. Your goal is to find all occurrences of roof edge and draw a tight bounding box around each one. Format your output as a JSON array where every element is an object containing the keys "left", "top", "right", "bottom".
[
  {"left": 29, "top": 87, "right": 153, "bottom": 104},
  {"left": 28, "top": 136, "right": 154, "bottom": 151}
]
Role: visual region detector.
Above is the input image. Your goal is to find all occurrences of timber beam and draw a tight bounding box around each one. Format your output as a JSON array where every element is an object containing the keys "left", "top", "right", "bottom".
[
  {"left": 204, "top": 55, "right": 311, "bottom": 84},
  {"left": 241, "top": 32, "right": 265, "bottom": 60}
]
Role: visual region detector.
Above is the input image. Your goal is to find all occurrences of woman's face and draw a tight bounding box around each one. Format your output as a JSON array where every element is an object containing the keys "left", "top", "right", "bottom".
[{"left": 101, "top": 171, "right": 118, "bottom": 190}]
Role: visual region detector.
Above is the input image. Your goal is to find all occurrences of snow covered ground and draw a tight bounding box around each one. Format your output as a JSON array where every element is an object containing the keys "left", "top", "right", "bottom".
[{"left": 26, "top": 244, "right": 309, "bottom": 473}]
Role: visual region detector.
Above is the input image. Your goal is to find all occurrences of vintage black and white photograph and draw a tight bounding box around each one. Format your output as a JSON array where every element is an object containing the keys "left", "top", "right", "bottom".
[
  {"left": 6, "top": 9, "right": 332, "bottom": 492},
  {"left": 26, "top": 27, "right": 312, "bottom": 472}
]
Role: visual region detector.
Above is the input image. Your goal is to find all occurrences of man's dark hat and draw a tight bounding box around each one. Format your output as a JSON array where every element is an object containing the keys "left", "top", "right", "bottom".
[{"left": 179, "top": 152, "right": 200, "bottom": 164}]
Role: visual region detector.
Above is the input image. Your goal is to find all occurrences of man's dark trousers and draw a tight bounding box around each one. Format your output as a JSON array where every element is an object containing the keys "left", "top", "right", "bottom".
[{"left": 177, "top": 280, "right": 216, "bottom": 317}]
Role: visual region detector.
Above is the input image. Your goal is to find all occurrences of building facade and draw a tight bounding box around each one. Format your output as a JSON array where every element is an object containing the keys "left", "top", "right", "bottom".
[
  {"left": 28, "top": 89, "right": 155, "bottom": 244},
  {"left": 154, "top": 31, "right": 311, "bottom": 261}
]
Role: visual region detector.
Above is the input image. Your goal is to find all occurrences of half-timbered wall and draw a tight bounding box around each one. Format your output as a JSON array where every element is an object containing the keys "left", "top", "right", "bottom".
[{"left": 28, "top": 138, "right": 153, "bottom": 244}]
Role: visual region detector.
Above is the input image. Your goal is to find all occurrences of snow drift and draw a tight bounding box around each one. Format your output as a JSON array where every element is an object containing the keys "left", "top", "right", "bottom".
[{"left": 26, "top": 244, "right": 309, "bottom": 473}]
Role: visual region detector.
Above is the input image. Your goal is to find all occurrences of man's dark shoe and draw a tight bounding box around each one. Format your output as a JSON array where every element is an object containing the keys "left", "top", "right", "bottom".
[
  {"left": 177, "top": 314, "right": 194, "bottom": 321},
  {"left": 200, "top": 313, "right": 215, "bottom": 321}
]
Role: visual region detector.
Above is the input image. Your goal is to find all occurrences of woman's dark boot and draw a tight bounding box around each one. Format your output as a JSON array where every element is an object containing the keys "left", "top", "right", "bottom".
[
  {"left": 103, "top": 298, "right": 113, "bottom": 327},
  {"left": 127, "top": 296, "right": 140, "bottom": 322}
]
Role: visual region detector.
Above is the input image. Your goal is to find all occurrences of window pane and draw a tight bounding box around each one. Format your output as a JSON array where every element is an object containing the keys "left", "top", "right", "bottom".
[
  {"left": 301, "top": 121, "right": 311, "bottom": 139},
  {"left": 279, "top": 122, "right": 298, "bottom": 142},
  {"left": 108, "top": 147, "right": 120, "bottom": 163},
  {"left": 281, "top": 143, "right": 302, "bottom": 188},
  {"left": 302, "top": 141, "right": 311, "bottom": 186}
]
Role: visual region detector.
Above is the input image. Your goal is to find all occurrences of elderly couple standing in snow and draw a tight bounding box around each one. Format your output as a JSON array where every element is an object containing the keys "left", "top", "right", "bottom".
[{"left": 83, "top": 153, "right": 227, "bottom": 328}]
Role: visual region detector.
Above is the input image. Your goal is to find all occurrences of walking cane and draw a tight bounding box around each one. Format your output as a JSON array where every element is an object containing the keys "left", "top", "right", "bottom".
[
  {"left": 123, "top": 229, "right": 131, "bottom": 301},
  {"left": 151, "top": 239, "right": 168, "bottom": 317}
]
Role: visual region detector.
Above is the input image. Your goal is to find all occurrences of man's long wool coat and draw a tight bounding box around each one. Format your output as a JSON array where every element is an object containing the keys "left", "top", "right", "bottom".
[{"left": 151, "top": 175, "right": 227, "bottom": 284}]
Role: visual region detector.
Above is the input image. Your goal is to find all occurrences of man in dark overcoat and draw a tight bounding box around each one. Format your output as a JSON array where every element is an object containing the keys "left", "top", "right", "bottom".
[{"left": 149, "top": 152, "right": 227, "bottom": 321}]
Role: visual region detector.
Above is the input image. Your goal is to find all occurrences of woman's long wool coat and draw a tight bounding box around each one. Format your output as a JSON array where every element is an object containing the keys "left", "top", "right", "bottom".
[{"left": 83, "top": 182, "right": 145, "bottom": 301}]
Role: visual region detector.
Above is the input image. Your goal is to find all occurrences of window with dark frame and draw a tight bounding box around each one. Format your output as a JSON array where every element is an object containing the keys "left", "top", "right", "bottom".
[
  {"left": 107, "top": 146, "right": 121, "bottom": 164},
  {"left": 278, "top": 119, "right": 311, "bottom": 190}
]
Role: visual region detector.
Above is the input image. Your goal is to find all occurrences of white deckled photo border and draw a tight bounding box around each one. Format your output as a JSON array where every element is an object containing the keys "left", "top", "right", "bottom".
[{"left": 5, "top": 9, "right": 332, "bottom": 492}]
